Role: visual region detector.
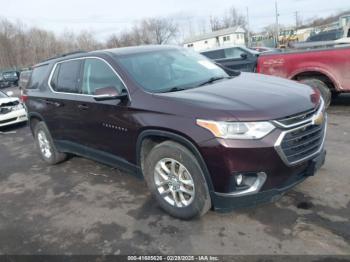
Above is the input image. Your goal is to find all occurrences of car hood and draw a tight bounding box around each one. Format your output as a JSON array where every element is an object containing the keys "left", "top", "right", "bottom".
[
  {"left": 154, "top": 72, "right": 319, "bottom": 121},
  {"left": 0, "top": 97, "right": 20, "bottom": 106}
]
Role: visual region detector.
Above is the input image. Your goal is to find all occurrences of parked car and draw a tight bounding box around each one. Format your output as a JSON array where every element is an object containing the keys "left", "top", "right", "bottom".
[
  {"left": 0, "top": 73, "right": 9, "bottom": 88},
  {"left": 24, "top": 46, "right": 326, "bottom": 219},
  {"left": 0, "top": 71, "right": 19, "bottom": 88},
  {"left": 0, "top": 90, "right": 28, "bottom": 127},
  {"left": 257, "top": 45, "right": 350, "bottom": 107},
  {"left": 306, "top": 29, "right": 344, "bottom": 42},
  {"left": 200, "top": 46, "right": 260, "bottom": 72}
]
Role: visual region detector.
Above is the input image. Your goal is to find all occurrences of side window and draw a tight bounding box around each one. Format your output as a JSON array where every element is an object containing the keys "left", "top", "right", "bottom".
[
  {"left": 82, "top": 58, "right": 125, "bottom": 95},
  {"left": 224, "top": 48, "right": 247, "bottom": 59},
  {"left": 19, "top": 70, "right": 32, "bottom": 90},
  {"left": 28, "top": 65, "right": 48, "bottom": 89},
  {"left": 201, "top": 49, "right": 225, "bottom": 60},
  {"left": 50, "top": 60, "right": 81, "bottom": 93}
]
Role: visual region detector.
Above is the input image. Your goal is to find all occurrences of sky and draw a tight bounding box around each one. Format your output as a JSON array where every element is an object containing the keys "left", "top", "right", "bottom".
[{"left": 0, "top": 0, "right": 349, "bottom": 41}]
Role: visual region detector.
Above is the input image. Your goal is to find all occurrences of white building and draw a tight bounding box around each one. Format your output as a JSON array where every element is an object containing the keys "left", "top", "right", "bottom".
[
  {"left": 339, "top": 14, "right": 350, "bottom": 27},
  {"left": 183, "top": 26, "right": 246, "bottom": 52}
]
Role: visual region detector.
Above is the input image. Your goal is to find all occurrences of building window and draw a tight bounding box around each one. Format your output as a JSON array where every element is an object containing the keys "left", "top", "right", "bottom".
[
  {"left": 223, "top": 36, "right": 230, "bottom": 42},
  {"left": 187, "top": 43, "right": 194, "bottom": 47},
  {"left": 204, "top": 40, "right": 208, "bottom": 44}
]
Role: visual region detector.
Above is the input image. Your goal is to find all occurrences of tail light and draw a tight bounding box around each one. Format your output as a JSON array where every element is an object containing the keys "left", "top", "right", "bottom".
[
  {"left": 256, "top": 58, "right": 260, "bottom": 73},
  {"left": 20, "top": 94, "right": 28, "bottom": 103}
]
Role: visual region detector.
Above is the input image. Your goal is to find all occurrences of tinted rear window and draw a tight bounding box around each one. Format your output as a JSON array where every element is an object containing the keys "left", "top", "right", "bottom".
[
  {"left": 28, "top": 65, "right": 49, "bottom": 89},
  {"left": 201, "top": 49, "right": 225, "bottom": 60},
  {"left": 50, "top": 60, "right": 81, "bottom": 93},
  {"left": 307, "top": 30, "right": 343, "bottom": 42},
  {"left": 19, "top": 70, "right": 32, "bottom": 89}
]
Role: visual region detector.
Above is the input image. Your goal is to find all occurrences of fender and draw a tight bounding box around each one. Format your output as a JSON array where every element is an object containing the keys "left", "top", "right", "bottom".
[
  {"left": 290, "top": 66, "right": 341, "bottom": 91},
  {"left": 27, "top": 112, "right": 45, "bottom": 134},
  {"left": 136, "top": 129, "right": 215, "bottom": 193}
]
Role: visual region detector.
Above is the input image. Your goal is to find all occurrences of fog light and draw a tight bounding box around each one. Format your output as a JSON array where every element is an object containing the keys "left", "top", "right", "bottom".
[{"left": 235, "top": 174, "right": 243, "bottom": 186}]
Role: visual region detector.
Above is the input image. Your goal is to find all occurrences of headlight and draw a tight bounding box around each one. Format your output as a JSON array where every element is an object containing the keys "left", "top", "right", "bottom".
[
  {"left": 196, "top": 119, "right": 275, "bottom": 139},
  {"left": 12, "top": 103, "right": 24, "bottom": 111}
]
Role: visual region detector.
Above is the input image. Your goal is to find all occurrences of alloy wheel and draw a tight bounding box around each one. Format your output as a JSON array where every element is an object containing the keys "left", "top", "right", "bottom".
[
  {"left": 37, "top": 131, "right": 52, "bottom": 159},
  {"left": 154, "top": 158, "right": 195, "bottom": 208}
]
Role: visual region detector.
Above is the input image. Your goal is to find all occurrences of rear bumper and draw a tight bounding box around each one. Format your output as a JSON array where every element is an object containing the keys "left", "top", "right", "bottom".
[{"left": 211, "top": 149, "right": 326, "bottom": 212}]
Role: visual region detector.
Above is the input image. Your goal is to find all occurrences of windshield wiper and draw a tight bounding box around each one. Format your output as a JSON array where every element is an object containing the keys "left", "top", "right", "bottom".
[
  {"left": 160, "top": 76, "right": 232, "bottom": 93},
  {"left": 197, "top": 76, "right": 231, "bottom": 87},
  {"left": 160, "top": 86, "right": 187, "bottom": 93}
]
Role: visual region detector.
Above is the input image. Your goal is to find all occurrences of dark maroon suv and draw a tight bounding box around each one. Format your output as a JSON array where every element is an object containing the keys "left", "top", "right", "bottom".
[{"left": 24, "top": 45, "right": 327, "bottom": 219}]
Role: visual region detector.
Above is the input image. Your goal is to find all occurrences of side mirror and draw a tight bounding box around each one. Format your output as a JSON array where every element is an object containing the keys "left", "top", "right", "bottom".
[
  {"left": 240, "top": 53, "right": 248, "bottom": 60},
  {"left": 93, "top": 86, "right": 128, "bottom": 101},
  {"left": 6, "top": 91, "right": 14, "bottom": 97},
  {"left": 214, "top": 62, "right": 241, "bottom": 76}
]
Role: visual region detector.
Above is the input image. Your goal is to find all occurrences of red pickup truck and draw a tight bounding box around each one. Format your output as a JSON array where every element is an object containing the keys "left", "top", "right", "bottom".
[{"left": 256, "top": 45, "right": 350, "bottom": 106}]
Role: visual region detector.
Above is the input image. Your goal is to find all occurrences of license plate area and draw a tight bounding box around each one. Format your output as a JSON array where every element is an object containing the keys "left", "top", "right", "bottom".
[{"left": 305, "top": 150, "right": 326, "bottom": 176}]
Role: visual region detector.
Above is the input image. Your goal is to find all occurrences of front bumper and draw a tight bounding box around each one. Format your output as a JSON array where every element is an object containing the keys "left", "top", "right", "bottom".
[
  {"left": 211, "top": 149, "right": 326, "bottom": 211},
  {"left": 0, "top": 109, "right": 28, "bottom": 127},
  {"left": 198, "top": 109, "right": 327, "bottom": 211}
]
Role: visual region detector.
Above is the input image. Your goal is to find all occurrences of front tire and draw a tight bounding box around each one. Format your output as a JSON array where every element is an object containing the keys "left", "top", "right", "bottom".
[
  {"left": 34, "top": 122, "right": 67, "bottom": 165},
  {"left": 143, "top": 141, "right": 211, "bottom": 219}
]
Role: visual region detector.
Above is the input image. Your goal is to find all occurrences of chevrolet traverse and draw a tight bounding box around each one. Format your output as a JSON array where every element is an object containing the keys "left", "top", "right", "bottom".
[{"left": 24, "top": 46, "right": 327, "bottom": 219}]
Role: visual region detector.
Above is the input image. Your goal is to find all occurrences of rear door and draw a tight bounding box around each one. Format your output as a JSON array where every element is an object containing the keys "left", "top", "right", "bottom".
[{"left": 47, "top": 59, "right": 85, "bottom": 143}]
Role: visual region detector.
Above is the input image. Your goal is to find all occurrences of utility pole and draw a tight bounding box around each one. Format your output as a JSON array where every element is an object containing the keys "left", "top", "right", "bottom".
[
  {"left": 295, "top": 11, "right": 299, "bottom": 29},
  {"left": 275, "top": 1, "right": 279, "bottom": 47},
  {"left": 246, "top": 7, "right": 250, "bottom": 47}
]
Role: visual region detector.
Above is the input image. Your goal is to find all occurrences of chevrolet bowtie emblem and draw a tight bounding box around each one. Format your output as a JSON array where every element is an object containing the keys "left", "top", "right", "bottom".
[{"left": 312, "top": 112, "right": 324, "bottom": 126}]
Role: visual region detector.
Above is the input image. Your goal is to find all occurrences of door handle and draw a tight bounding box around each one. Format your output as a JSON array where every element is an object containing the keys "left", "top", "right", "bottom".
[
  {"left": 78, "top": 104, "right": 89, "bottom": 110},
  {"left": 44, "top": 99, "right": 62, "bottom": 107}
]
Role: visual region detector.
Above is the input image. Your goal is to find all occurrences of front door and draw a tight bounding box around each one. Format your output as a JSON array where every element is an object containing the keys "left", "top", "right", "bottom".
[{"left": 76, "top": 57, "right": 134, "bottom": 161}]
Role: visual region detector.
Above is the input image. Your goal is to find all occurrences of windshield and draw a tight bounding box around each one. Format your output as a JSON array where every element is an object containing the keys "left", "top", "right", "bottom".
[
  {"left": 117, "top": 48, "right": 228, "bottom": 93},
  {"left": 3, "top": 72, "right": 18, "bottom": 78}
]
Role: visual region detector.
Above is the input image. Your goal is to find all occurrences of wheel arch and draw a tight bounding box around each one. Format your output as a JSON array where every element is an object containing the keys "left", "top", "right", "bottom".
[
  {"left": 290, "top": 69, "right": 339, "bottom": 92},
  {"left": 28, "top": 112, "right": 45, "bottom": 135},
  {"left": 136, "top": 129, "right": 215, "bottom": 193}
]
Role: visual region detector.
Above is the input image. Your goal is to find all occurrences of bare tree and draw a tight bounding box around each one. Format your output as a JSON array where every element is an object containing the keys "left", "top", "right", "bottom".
[
  {"left": 106, "top": 34, "right": 121, "bottom": 48},
  {"left": 0, "top": 16, "right": 179, "bottom": 69},
  {"left": 106, "top": 17, "right": 178, "bottom": 48},
  {"left": 141, "top": 18, "right": 178, "bottom": 44},
  {"left": 210, "top": 16, "right": 222, "bottom": 31},
  {"left": 76, "top": 31, "right": 102, "bottom": 51},
  {"left": 209, "top": 7, "right": 246, "bottom": 32}
]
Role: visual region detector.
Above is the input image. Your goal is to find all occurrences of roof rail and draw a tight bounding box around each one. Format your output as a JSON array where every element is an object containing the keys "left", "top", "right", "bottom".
[{"left": 40, "top": 50, "right": 87, "bottom": 63}]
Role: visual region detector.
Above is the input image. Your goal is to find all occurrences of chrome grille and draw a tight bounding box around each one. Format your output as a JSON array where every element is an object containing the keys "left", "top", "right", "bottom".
[
  {"left": 280, "top": 122, "right": 326, "bottom": 164},
  {"left": 276, "top": 107, "right": 316, "bottom": 127},
  {"left": 274, "top": 99, "right": 326, "bottom": 166}
]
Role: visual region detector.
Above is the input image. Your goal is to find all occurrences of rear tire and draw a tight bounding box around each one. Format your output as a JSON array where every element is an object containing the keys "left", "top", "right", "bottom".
[
  {"left": 299, "top": 78, "right": 331, "bottom": 108},
  {"left": 34, "top": 122, "right": 67, "bottom": 165},
  {"left": 143, "top": 141, "right": 211, "bottom": 220}
]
